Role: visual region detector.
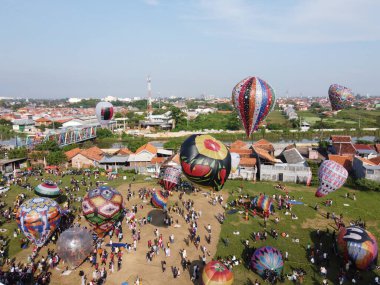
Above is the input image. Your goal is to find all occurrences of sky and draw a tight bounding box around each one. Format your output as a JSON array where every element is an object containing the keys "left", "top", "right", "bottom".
[{"left": 0, "top": 0, "right": 379, "bottom": 99}]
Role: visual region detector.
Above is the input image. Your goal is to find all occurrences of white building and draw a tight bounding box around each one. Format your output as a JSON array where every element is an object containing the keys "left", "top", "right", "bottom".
[{"left": 68, "top": 98, "right": 82, "bottom": 103}]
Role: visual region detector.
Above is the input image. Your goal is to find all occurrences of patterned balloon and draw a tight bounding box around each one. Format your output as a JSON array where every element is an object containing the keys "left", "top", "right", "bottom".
[
  {"left": 252, "top": 195, "right": 274, "bottom": 213},
  {"left": 337, "top": 226, "right": 378, "bottom": 270},
  {"left": 82, "top": 186, "right": 124, "bottom": 235},
  {"left": 151, "top": 190, "right": 168, "bottom": 209},
  {"left": 232, "top": 76, "right": 276, "bottom": 137},
  {"left": 202, "top": 260, "right": 234, "bottom": 285},
  {"left": 180, "top": 134, "right": 231, "bottom": 191},
  {"left": 16, "top": 197, "right": 62, "bottom": 247},
  {"left": 251, "top": 246, "right": 284, "bottom": 277},
  {"left": 230, "top": 153, "right": 240, "bottom": 174},
  {"left": 316, "top": 160, "right": 348, "bottom": 197},
  {"left": 158, "top": 166, "right": 166, "bottom": 186},
  {"left": 96, "top": 101, "right": 114, "bottom": 125},
  {"left": 35, "top": 181, "right": 61, "bottom": 197},
  {"left": 328, "top": 84, "right": 354, "bottom": 111},
  {"left": 163, "top": 167, "right": 181, "bottom": 191},
  {"left": 57, "top": 227, "right": 93, "bottom": 268}
]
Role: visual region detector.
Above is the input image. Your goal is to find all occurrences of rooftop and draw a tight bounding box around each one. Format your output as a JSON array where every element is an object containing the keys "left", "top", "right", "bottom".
[{"left": 331, "top": 135, "right": 352, "bottom": 143}]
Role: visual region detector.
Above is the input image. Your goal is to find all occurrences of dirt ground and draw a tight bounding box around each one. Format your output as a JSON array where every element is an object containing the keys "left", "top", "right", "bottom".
[{"left": 13, "top": 182, "right": 227, "bottom": 285}]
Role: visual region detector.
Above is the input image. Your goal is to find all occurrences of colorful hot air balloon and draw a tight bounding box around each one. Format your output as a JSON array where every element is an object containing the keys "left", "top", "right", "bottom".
[
  {"left": 151, "top": 190, "right": 168, "bottom": 209},
  {"left": 96, "top": 101, "right": 114, "bottom": 125},
  {"left": 230, "top": 153, "right": 240, "bottom": 174},
  {"left": 57, "top": 227, "right": 93, "bottom": 268},
  {"left": 35, "top": 181, "right": 61, "bottom": 198},
  {"left": 163, "top": 167, "right": 181, "bottom": 191},
  {"left": 16, "top": 197, "right": 61, "bottom": 247},
  {"left": 252, "top": 195, "right": 274, "bottom": 213},
  {"left": 180, "top": 134, "right": 231, "bottom": 191},
  {"left": 157, "top": 166, "right": 167, "bottom": 186},
  {"left": 202, "top": 260, "right": 234, "bottom": 285},
  {"left": 251, "top": 246, "right": 284, "bottom": 277},
  {"left": 315, "top": 160, "right": 348, "bottom": 197},
  {"left": 82, "top": 186, "right": 124, "bottom": 235},
  {"left": 232, "top": 76, "right": 276, "bottom": 137},
  {"left": 337, "top": 226, "right": 378, "bottom": 270},
  {"left": 328, "top": 84, "right": 354, "bottom": 111}
]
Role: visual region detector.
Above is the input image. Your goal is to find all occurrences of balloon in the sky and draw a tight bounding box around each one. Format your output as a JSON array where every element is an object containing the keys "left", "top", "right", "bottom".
[
  {"left": 180, "top": 134, "right": 231, "bottom": 191},
  {"left": 35, "top": 181, "right": 61, "bottom": 198},
  {"left": 96, "top": 101, "right": 114, "bottom": 125},
  {"left": 315, "top": 160, "right": 348, "bottom": 197},
  {"left": 230, "top": 153, "right": 240, "bottom": 174},
  {"left": 163, "top": 167, "right": 181, "bottom": 191},
  {"left": 202, "top": 260, "right": 234, "bottom": 285},
  {"left": 328, "top": 84, "right": 354, "bottom": 111},
  {"left": 232, "top": 76, "right": 276, "bottom": 137},
  {"left": 16, "top": 197, "right": 62, "bottom": 247},
  {"left": 57, "top": 227, "right": 93, "bottom": 268},
  {"left": 337, "top": 226, "right": 378, "bottom": 270},
  {"left": 151, "top": 190, "right": 168, "bottom": 209},
  {"left": 252, "top": 195, "right": 274, "bottom": 213},
  {"left": 82, "top": 186, "right": 124, "bottom": 235},
  {"left": 251, "top": 246, "right": 284, "bottom": 277}
]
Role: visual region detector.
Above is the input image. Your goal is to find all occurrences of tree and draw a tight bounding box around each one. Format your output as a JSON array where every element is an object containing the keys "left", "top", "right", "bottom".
[
  {"left": 290, "top": 119, "right": 300, "bottom": 129},
  {"left": 8, "top": 147, "right": 28, "bottom": 159},
  {"left": 46, "top": 150, "right": 67, "bottom": 166},
  {"left": 96, "top": 128, "right": 114, "bottom": 139},
  {"left": 170, "top": 106, "right": 186, "bottom": 128},
  {"left": 226, "top": 111, "right": 241, "bottom": 130},
  {"left": 35, "top": 140, "right": 60, "bottom": 152}
]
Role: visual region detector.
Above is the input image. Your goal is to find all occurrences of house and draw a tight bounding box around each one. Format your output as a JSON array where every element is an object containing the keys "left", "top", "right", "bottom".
[
  {"left": 281, "top": 148, "right": 306, "bottom": 165},
  {"left": 369, "top": 156, "right": 380, "bottom": 166},
  {"left": 12, "top": 119, "right": 35, "bottom": 132},
  {"left": 128, "top": 143, "right": 158, "bottom": 174},
  {"left": 353, "top": 156, "right": 380, "bottom": 182},
  {"left": 229, "top": 149, "right": 253, "bottom": 158},
  {"left": 68, "top": 146, "right": 104, "bottom": 168},
  {"left": 229, "top": 157, "right": 257, "bottom": 181},
  {"left": 35, "top": 117, "right": 53, "bottom": 127},
  {"left": 328, "top": 154, "right": 354, "bottom": 172},
  {"left": 354, "top": 144, "right": 377, "bottom": 159},
  {"left": 253, "top": 139, "right": 275, "bottom": 156},
  {"left": 0, "top": 157, "right": 28, "bottom": 175},
  {"left": 116, "top": 148, "right": 133, "bottom": 155},
  {"left": 230, "top": 140, "right": 249, "bottom": 150},
  {"left": 330, "top": 135, "right": 356, "bottom": 156},
  {"left": 252, "top": 146, "right": 277, "bottom": 165},
  {"left": 139, "top": 112, "right": 174, "bottom": 130},
  {"left": 308, "top": 148, "right": 319, "bottom": 160},
  {"left": 260, "top": 164, "right": 311, "bottom": 184},
  {"left": 99, "top": 155, "right": 130, "bottom": 170}
]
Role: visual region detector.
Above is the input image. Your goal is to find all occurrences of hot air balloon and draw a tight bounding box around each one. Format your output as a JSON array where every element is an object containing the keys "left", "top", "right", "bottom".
[
  {"left": 151, "top": 190, "right": 168, "bottom": 209},
  {"left": 82, "top": 186, "right": 124, "bottom": 235},
  {"left": 180, "top": 134, "right": 231, "bottom": 191},
  {"left": 35, "top": 181, "right": 61, "bottom": 198},
  {"left": 230, "top": 153, "right": 240, "bottom": 174},
  {"left": 252, "top": 195, "right": 274, "bottom": 213},
  {"left": 251, "top": 246, "right": 284, "bottom": 277},
  {"left": 163, "top": 167, "right": 181, "bottom": 191},
  {"left": 16, "top": 197, "right": 62, "bottom": 247},
  {"left": 315, "top": 160, "right": 348, "bottom": 197},
  {"left": 202, "top": 260, "right": 234, "bottom": 285},
  {"left": 157, "top": 166, "right": 166, "bottom": 186},
  {"left": 232, "top": 76, "right": 276, "bottom": 137},
  {"left": 57, "top": 227, "right": 93, "bottom": 268},
  {"left": 328, "top": 84, "right": 354, "bottom": 111},
  {"left": 96, "top": 101, "right": 114, "bottom": 126},
  {"left": 337, "top": 226, "right": 378, "bottom": 270}
]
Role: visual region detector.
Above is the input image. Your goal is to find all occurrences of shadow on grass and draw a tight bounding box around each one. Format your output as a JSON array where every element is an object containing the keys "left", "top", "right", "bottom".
[{"left": 147, "top": 209, "right": 168, "bottom": 228}]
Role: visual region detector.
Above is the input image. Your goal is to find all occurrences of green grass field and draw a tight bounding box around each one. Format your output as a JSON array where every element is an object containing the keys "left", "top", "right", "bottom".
[{"left": 266, "top": 110, "right": 292, "bottom": 128}]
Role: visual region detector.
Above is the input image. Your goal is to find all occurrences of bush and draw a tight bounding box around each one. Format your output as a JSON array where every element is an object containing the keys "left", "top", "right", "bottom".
[{"left": 345, "top": 177, "right": 380, "bottom": 191}]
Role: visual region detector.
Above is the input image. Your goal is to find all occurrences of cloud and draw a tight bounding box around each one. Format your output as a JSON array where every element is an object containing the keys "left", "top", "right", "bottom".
[
  {"left": 143, "top": 0, "right": 159, "bottom": 6},
  {"left": 184, "top": 0, "right": 380, "bottom": 43}
]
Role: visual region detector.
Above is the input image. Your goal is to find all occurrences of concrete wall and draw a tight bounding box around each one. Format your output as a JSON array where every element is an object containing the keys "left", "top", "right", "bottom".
[
  {"left": 353, "top": 157, "right": 380, "bottom": 182},
  {"left": 229, "top": 167, "right": 257, "bottom": 181},
  {"left": 72, "top": 154, "right": 98, "bottom": 168},
  {"left": 260, "top": 164, "right": 311, "bottom": 184}
]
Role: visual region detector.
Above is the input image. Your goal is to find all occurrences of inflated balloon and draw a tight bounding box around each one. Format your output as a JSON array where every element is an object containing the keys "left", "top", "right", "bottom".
[
  {"left": 16, "top": 197, "right": 61, "bottom": 247},
  {"left": 180, "top": 134, "right": 231, "bottom": 191},
  {"left": 202, "top": 260, "right": 234, "bottom": 285},
  {"left": 157, "top": 167, "right": 166, "bottom": 186},
  {"left": 232, "top": 76, "right": 276, "bottom": 137},
  {"left": 35, "top": 181, "right": 61, "bottom": 197},
  {"left": 252, "top": 195, "right": 274, "bottom": 213},
  {"left": 57, "top": 227, "right": 93, "bottom": 268},
  {"left": 251, "top": 246, "right": 284, "bottom": 277},
  {"left": 151, "top": 190, "right": 168, "bottom": 209},
  {"left": 328, "top": 84, "right": 354, "bottom": 111},
  {"left": 230, "top": 153, "right": 240, "bottom": 174},
  {"left": 316, "top": 160, "right": 348, "bottom": 197},
  {"left": 96, "top": 101, "right": 114, "bottom": 125},
  {"left": 82, "top": 186, "right": 124, "bottom": 235},
  {"left": 163, "top": 167, "right": 181, "bottom": 191}
]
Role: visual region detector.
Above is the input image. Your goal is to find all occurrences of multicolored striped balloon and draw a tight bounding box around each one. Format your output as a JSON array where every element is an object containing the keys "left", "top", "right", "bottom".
[
  {"left": 163, "top": 167, "right": 181, "bottom": 191},
  {"left": 328, "top": 84, "right": 354, "bottom": 111},
  {"left": 232, "top": 76, "right": 276, "bottom": 137},
  {"left": 96, "top": 101, "right": 114, "bottom": 125},
  {"left": 35, "top": 181, "right": 61, "bottom": 197},
  {"left": 202, "top": 260, "right": 234, "bottom": 285},
  {"left": 251, "top": 246, "right": 284, "bottom": 277},
  {"left": 252, "top": 195, "right": 274, "bottom": 213},
  {"left": 316, "top": 160, "right": 348, "bottom": 197},
  {"left": 151, "top": 190, "right": 168, "bottom": 209}
]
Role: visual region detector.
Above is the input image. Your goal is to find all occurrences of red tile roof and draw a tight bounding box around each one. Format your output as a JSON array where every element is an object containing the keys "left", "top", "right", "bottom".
[
  {"left": 369, "top": 156, "right": 380, "bottom": 165},
  {"left": 230, "top": 140, "right": 249, "bottom": 149},
  {"left": 328, "top": 154, "right": 353, "bottom": 171},
  {"left": 354, "top": 144, "right": 375, "bottom": 151},
  {"left": 151, "top": 157, "right": 166, "bottom": 164},
  {"left": 65, "top": 148, "right": 81, "bottom": 160},
  {"left": 35, "top": 117, "right": 52, "bottom": 123},
  {"left": 252, "top": 147, "right": 276, "bottom": 163},
  {"left": 79, "top": 146, "right": 104, "bottom": 161},
  {"left": 136, "top": 143, "right": 157, "bottom": 155},
  {"left": 357, "top": 156, "right": 377, "bottom": 166},
  {"left": 229, "top": 148, "right": 252, "bottom": 158},
  {"left": 331, "top": 135, "right": 352, "bottom": 143},
  {"left": 253, "top": 139, "right": 275, "bottom": 152},
  {"left": 332, "top": 142, "right": 356, "bottom": 156},
  {"left": 239, "top": 158, "right": 257, "bottom": 167},
  {"left": 117, "top": 148, "right": 133, "bottom": 155}
]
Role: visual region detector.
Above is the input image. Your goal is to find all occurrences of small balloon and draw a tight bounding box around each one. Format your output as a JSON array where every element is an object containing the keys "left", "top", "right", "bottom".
[
  {"left": 316, "top": 160, "right": 348, "bottom": 197},
  {"left": 162, "top": 167, "right": 181, "bottom": 191},
  {"left": 328, "top": 84, "right": 354, "bottom": 111},
  {"left": 35, "top": 181, "right": 61, "bottom": 198},
  {"left": 151, "top": 190, "right": 168, "bottom": 209},
  {"left": 96, "top": 101, "right": 114, "bottom": 125}
]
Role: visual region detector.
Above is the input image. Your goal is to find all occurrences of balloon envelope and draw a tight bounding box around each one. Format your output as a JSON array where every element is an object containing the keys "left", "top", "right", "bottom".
[
  {"left": 57, "top": 227, "right": 93, "bottom": 268},
  {"left": 96, "top": 101, "right": 114, "bottom": 125},
  {"left": 316, "top": 160, "right": 348, "bottom": 197},
  {"left": 232, "top": 76, "right": 276, "bottom": 137},
  {"left": 163, "top": 167, "right": 181, "bottom": 191},
  {"left": 82, "top": 186, "right": 124, "bottom": 235},
  {"left": 337, "top": 226, "right": 378, "bottom": 270},
  {"left": 202, "top": 260, "right": 234, "bottom": 285},
  {"left": 35, "top": 181, "right": 61, "bottom": 197},
  {"left": 151, "top": 190, "right": 168, "bottom": 209},
  {"left": 252, "top": 195, "right": 274, "bottom": 213},
  {"left": 230, "top": 153, "right": 240, "bottom": 174},
  {"left": 180, "top": 134, "right": 231, "bottom": 191},
  {"left": 16, "top": 197, "right": 61, "bottom": 247},
  {"left": 328, "top": 84, "right": 354, "bottom": 111},
  {"left": 251, "top": 246, "right": 284, "bottom": 277}
]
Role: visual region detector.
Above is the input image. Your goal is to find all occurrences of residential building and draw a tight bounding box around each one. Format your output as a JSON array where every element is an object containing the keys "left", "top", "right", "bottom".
[
  {"left": 353, "top": 156, "right": 380, "bottom": 182},
  {"left": 330, "top": 135, "right": 356, "bottom": 156},
  {"left": 328, "top": 154, "right": 354, "bottom": 172},
  {"left": 67, "top": 146, "right": 104, "bottom": 168},
  {"left": 354, "top": 144, "right": 377, "bottom": 159},
  {"left": 12, "top": 119, "right": 35, "bottom": 132},
  {"left": 0, "top": 158, "right": 28, "bottom": 175}
]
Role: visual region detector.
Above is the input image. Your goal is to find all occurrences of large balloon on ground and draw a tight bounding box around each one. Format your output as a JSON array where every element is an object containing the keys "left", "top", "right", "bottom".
[
  {"left": 57, "top": 227, "right": 93, "bottom": 268},
  {"left": 328, "top": 84, "right": 354, "bottom": 111},
  {"left": 232, "top": 76, "right": 276, "bottom": 137},
  {"left": 316, "top": 160, "right": 348, "bottom": 197},
  {"left": 251, "top": 246, "right": 284, "bottom": 277},
  {"left": 96, "top": 101, "right": 114, "bottom": 125},
  {"left": 202, "top": 260, "right": 234, "bottom": 285},
  {"left": 230, "top": 153, "right": 240, "bottom": 174},
  {"left": 252, "top": 195, "right": 274, "bottom": 213},
  {"left": 82, "top": 186, "right": 124, "bottom": 235},
  {"left": 16, "top": 197, "right": 62, "bottom": 247},
  {"left": 163, "top": 167, "right": 181, "bottom": 191},
  {"left": 337, "top": 226, "right": 378, "bottom": 270},
  {"left": 35, "top": 181, "right": 61, "bottom": 198},
  {"left": 151, "top": 190, "right": 168, "bottom": 209},
  {"left": 180, "top": 134, "right": 231, "bottom": 191}
]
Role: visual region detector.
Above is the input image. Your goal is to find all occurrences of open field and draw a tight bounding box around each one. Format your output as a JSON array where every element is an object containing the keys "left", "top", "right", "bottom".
[{"left": 266, "top": 110, "right": 292, "bottom": 128}]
